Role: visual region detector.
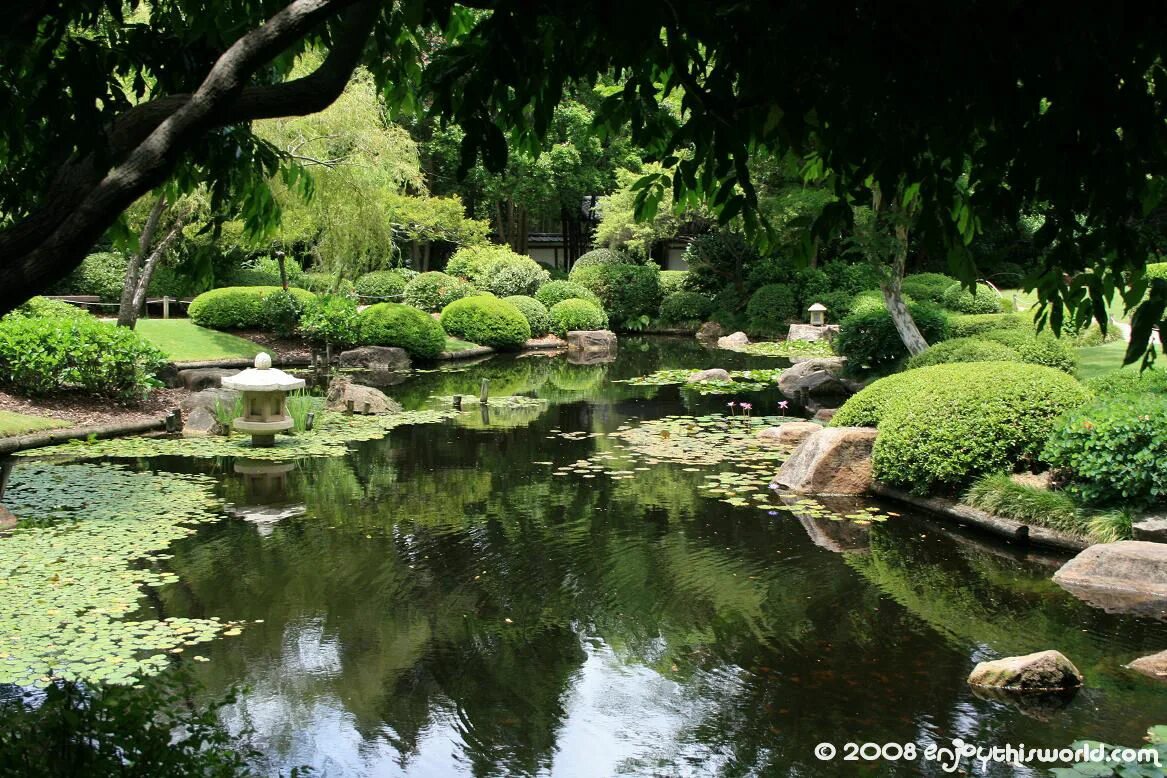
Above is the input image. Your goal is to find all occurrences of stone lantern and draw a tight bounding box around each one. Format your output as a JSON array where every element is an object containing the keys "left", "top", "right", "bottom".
[
  {"left": 807, "top": 302, "right": 828, "bottom": 326},
  {"left": 221, "top": 353, "right": 305, "bottom": 447}
]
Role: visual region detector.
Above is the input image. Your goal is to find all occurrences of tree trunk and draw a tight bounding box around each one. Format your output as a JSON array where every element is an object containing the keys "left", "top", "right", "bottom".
[
  {"left": 276, "top": 251, "right": 289, "bottom": 290},
  {"left": 880, "top": 222, "right": 930, "bottom": 355},
  {"left": 119, "top": 216, "right": 186, "bottom": 328},
  {"left": 117, "top": 193, "right": 167, "bottom": 327}
]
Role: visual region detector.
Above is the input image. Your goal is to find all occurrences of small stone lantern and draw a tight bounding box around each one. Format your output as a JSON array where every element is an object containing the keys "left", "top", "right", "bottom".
[
  {"left": 221, "top": 353, "right": 305, "bottom": 447},
  {"left": 807, "top": 302, "right": 828, "bottom": 326}
]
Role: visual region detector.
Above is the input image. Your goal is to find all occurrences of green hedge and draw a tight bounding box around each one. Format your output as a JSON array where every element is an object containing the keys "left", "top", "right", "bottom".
[
  {"left": 298, "top": 295, "right": 360, "bottom": 348},
  {"left": 503, "top": 295, "right": 551, "bottom": 337},
  {"left": 354, "top": 270, "right": 408, "bottom": 301},
  {"left": 835, "top": 362, "right": 1089, "bottom": 494},
  {"left": 548, "top": 299, "right": 609, "bottom": 337},
  {"left": 941, "top": 282, "right": 1005, "bottom": 314},
  {"left": 981, "top": 329, "right": 1077, "bottom": 373},
  {"left": 659, "top": 291, "right": 714, "bottom": 324},
  {"left": 1044, "top": 393, "right": 1167, "bottom": 509},
  {"left": 301, "top": 272, "right": 355, "bottom": 297},
  {"left": 746, "top": 283, "right": 798, "bottom": 334},
  {"left": 570, "top": 248, "right": 630, "bottom": 271},
  {"left": 535, "top": 280, "right": 601, "bottom": 309},
  {"left": 0, "top": 313, "right": 167, "bottom": 400},
  {"left": 948, "top": 313, "right": 1031, "bottom": 338},
  {"left": 358, "top": 302, "right": 446, "bottom": 359},
  {"left": 1084, "top": 369, "right": 1167, "bottom": 396},
  {"left": 905, "top": 337, "right": 1021, "bottom": 370},
  {"left": 659, "top": 270, "right": 691, "bottom": 297},
  {"left": 901, "top": 273, "right": 959, "bottom": 304},
  {"left": 188, "top": 286, "right": 314, "bottom": 330},
  {"left": 440, "top": 296, "right": 531, "bottom": 350},
  {"left": 402, "top": 272, "right": 472, "bottom": 312},
  {"left": 15, "top": 297, "right": 91, "bottom": 319},
  {"left": 52, "top": 251, "right": 128, "bottom": 302},
  {"left": 445, "top": 244, "right": 550, "bottom": 297},
  {"left": 569, "top": 262, "right": 661, "bottom": 328},
  {"left": 835, "top": 301, "right": 951, "bottom": 370}
]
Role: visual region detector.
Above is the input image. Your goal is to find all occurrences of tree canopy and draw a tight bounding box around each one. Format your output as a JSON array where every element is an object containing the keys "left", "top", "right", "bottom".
[{"left": 3, "top": 1, "right": 1167, "bottom": 359}]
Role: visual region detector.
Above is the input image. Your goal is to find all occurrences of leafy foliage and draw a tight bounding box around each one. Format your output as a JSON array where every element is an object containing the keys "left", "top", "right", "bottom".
[
  {"left": 188, "top": 286, "right": 314, "bottom": 330},
  {"left": 298, "top": 294, "right": 361, "bottom": 348},
  {"left": 569, "top": 262, "right": 661, "bottom": 328},
  {"left": 548, "top": 299, "right": 609, "bottom": 337},
  {"left": 503, "top": 295, "right": 551, "bottom": 337},
  {"left": 963, "top": 473, "right": 1130, "bottom": 543},
  {"left": 354, "top": 270, "right": 408, "bottom": 301},
  {"left": 659, "top": 291, "right": 714, "bottom": 324},
  {"left": 659, "top": 270, "right": 691, "bottom": 297},
  {"left": 0, "top": 313, "right": 166, "bottom": 400},
  {"left": 534, "top": 280, "right": 601, "bottom": 310},
  {"left": 682, "top": 232, "right": 758, "bottom": 297},
  {"left": 1050, "top": 725, "right": 1167, "bottom": 778},
  {"left": 746, "top": 284, "right": 798, "bottom": 334},
  {"left": 14, "top": 297, "right": 90, "bottom": 320},
  {"left": 571, "top": 248, "right": 632, "bottom": 271},
  {"left": 1044, "top": 393, "right": 1167, "bottom": 509},
  {"left": 948, "top": 313, "right": 1032, "bottom": 338},
  {"left": 226, "top": 256, "right": 305, "bottom": 288},
  {"left": 900, "top": 272, "right": 958, "bottom": 304},
  {"left": 445, "top": 244, "right": 551, "bottom": 297},
  {"left": 51, "top": 251, "right": 129, "bottom": 303},
  {"left": 258, "top": 289, "right": 305, "bottom": 337},
  {"left": 1084, "top": 369, "right": 1167, "bottom": 396},
  {"left": 941, "top": 282, "right": 1005, "bottom": 314},
  {"left": 403, "top": 271, "right": 473, "bottom": 312},
  {"left": 439, "top": 296, "right": 531, "bottom": 350},
  {"left": 981, "top": 329, "right": 1078, "bottom": 373},
  {"left": 905, "top": 337, "right": 1022, "bottom": 370},
  {"left": 835, "top": 301, "right": 951, "bottom": 370},
  {"left": 359, "top": 302, "right": 447, "bottom": 359}
]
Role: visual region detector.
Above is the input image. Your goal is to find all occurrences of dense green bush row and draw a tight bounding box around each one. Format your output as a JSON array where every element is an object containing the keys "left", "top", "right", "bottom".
[
  {"left": 446, "top": 244, "right": 551, "bottom": 297},
  {"left": 941, "top": 282, "right": 1005, "bottom": 314},
  {"left": 659, "top": 291, "right": 714, "bottom": 324},
  {"left": 569, "top": 262, "right": 660, "bottom": 328},
  {"left": 358, "top": 302, "right": 446, "bottom": 359},
  {"left": 188, "top": 286, "right": 314, "bottom": 330},
  {"left": 354, "top": 270, "right": 408, "bottom": 300},
  {"left": 548, "top": 299, "right": 608, "bottom": 337},
  {"left": 298, "top": 295, "right": 361, "bottom": 348},
  {"left": 503, "top": 295, "right": 551, "bottom": 337},
  {"left": 440, "top": 296, "right": 531, "bottom": 350},
  {"left": 835, "top": 300, "right": 951, "bottom": 370},
  {"left": 403, "top": 271, "right": 473, "bottom": 312},
  {"left": 746, "top": 284, "right": 798, "bottom": 334},
  {"left": 535, "top": 280, "right": 601, "bottom": 310},
  {"left": 905, "top": 330, "right": 1077, "bottom": 373}
]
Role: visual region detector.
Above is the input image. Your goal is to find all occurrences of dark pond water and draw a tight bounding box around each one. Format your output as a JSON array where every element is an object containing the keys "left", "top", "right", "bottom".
[{"left": 67, "top": 339, "right": 1167, "bottom": 774}]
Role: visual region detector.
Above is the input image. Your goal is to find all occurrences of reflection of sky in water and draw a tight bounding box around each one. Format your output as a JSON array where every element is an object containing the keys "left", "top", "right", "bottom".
[{"left": 223, "top": 625, "right": 727, "bottom": 777}]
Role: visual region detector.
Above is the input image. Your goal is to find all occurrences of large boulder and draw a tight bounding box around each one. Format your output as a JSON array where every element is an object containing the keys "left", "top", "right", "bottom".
[
  {"left": 1053, "top": 541, "right": 1167, "bottom": 617},
  {"left": 696, "top": 321, "right": 725, "bottom": 342},
  {"left": 687, "top": 368, "right": 731, "bottom": 383},
  {"left": 756, "top": 421, "right": 821, "bottom": 447},
  {"left": 813, "top": 408, "right": 838, "bottom": 423},
  {"left": 0, "top": 505, "right": 16, "bottom": 531},
  {"left": 181, "top": 388, "right": 240, "bottom": 435},
  {"left": 1127, "top": 650, "right": 1167, "bottom": 683},
  {"left": 1134, "top": 516, "right": 1167, "bottom": 543},
  {"left": 175, "top": 368, "right": 240, "bottom": 392},
  {"left": 771, "top": 426, "right": 877, "bottom": 495},
  {"left": 777, "top": 357, "right": 851, "bottom": 397},
  {"left": 566, "top": 330, "right": 618, "bottom": 353},
  {"left": 967, "top": 650, "right": 1083, "bottom": 691},
  {"left": 787, "top": 323, "right": 840, "bottom": 343},
  {"left": 325, "top": 376, "right": 401, "bottom": 415},
  {"left": 337, "top": 346, "right": 411, "bottom": 372},
  {"left": 716, "top": 331, "right": 750, "bottom": 349}
]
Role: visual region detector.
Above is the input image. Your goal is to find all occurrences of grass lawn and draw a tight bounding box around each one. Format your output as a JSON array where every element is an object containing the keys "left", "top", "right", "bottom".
[
  {"left": 0, "top": 411, "right": 68, "bottom": 438},
  {"left": 1075, "top": 339, "right": 1166, "bottom": 381},
  {"left": 443, "top": 336, "right": 483, "bottom": 353},
  {"left": 134, "top": 319, "right": 270, "bottom": 362},
  {"left": 1000, "top": 287, "right": 1130, "bottom": 322}
]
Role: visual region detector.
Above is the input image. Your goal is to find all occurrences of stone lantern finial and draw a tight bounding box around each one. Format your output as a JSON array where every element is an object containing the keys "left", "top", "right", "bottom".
[{"left": 254, "top": 352, "right": 272, "bottom": 370}]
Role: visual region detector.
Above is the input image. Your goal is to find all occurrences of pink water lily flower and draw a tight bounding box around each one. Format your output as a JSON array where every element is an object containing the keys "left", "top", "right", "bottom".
[
  {"left": 740, "top": 402, "right": 753, "bottom": 417},
  {"left": 777, "top": 400, "right": 789, "bottom": 416}
]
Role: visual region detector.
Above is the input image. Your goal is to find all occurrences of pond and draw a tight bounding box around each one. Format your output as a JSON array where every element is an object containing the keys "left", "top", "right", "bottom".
[{"left": 4, "top": 336, "right": 1167, "bottom": 776}]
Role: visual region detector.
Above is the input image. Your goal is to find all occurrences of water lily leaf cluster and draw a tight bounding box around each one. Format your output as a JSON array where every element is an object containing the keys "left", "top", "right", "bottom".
[
  {"left": 731, "top": 341, "right": 835, "bottom": 358},
  {"left": 615, "top": 368, "right": 784, "bottom": 395},
  {"left": 0, "top": 463, "right": 241, "bottom": 687},
  {"left": 430, "top": 395, "right": 548, "bottom": 409},
  {"left": 17, "top": 409, "right": 458, "bottom": 462}
]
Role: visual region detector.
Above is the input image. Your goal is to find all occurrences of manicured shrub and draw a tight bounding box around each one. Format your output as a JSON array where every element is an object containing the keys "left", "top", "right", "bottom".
[
  {"left": 683, "top": 231, "right": 759, "bottom": 295},
  {"left": 659, "top": 291, "right": 714, "bottom": 324},
  {"left": 354, "top": 270, "right": 408, "bottom": 301},
  {"left": 228, "top": 256, "right": 305, "bottom": 288},
  {"left": 841, "top": 362, "right": 1090, "bottom": 494},
  {"left": 301, "top": 272, "right": 355, "bottom": 297},
  {"left": 569, "top": 262, "right": 661, "bottom": 328},
  {"left": 402, "top": 271, "right": 472, "bottom": 312},
  {"left": 1084, "top": 369, "right": 1167, "bottom": 396},
  {"left": 445, "top": 244, "right": 551, "bottom": 297},
  {"left": 52, "top": 251, "right": 128, "bottom": 302},
  {"left": 503, "top": 295, "right": 551, "bottom": 337},
  {"left": 298, "top": 294, "right": 360, "bottom": 348},
  {"left": 1044, "top": 393, "right": 1167, "bottom": 509},
  {"left": 948, "top": 313, "right": 1031, "bottom": 338},
  {"left": 440, "top": 296, "right": 531, "bottom": 350},
  {"left": 14, "top": 297, "right": 91, "bottom": 319},
  {"left": 981, "top": 329, "right": 1077, "bottom": 373},
  {"left": 835, "top": 301, "right": 951, "bottom": 370},
  {"left": 548, "top": 299, "right": 609, "bottom": 337},
  {"left": 358, "top": 302, "right": 446, "bottom": 359},
  {"left": 941, "top": 282, "right": 1004, "bottom": 314},
  {"left": 0, "top": 313, "right": 167, "bottom": 400},
  {"left": 570, "top": 248, "right": 630, "bottom": 271},
  {"left": 905, "top": 337, "right": 1021, "bottom": 369},
  {"left": 258, "top": 290, "right": 306, "bottom": 336},
  {"left": 1066, "top": 322, "right": 1121, "bottom": 347},
  {"left": 901, "top": 272, "right": 959, "bottom": 304},
  {"left": 534, "top": 280, "right": 601, "bottom": 309},
  {"left": 795, "top": 261, "right": 883, "bottom": 319},
  {"left": 746, "top": 283, "right": 798, "bottom": 334},
  {"left": 188, "top": 286, "right": 314, "bottom": 330},
  {"left": 659, "top": 270, "right": 691, "bottom": 297}
]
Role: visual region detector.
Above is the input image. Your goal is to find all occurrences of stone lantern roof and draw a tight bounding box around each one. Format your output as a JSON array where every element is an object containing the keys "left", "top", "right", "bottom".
[
  {"left": 807, "top": 303, "right": 828, "bottom": 312},
  {"left": 222, "top": 353, "right": 305, "bottom": 393}
]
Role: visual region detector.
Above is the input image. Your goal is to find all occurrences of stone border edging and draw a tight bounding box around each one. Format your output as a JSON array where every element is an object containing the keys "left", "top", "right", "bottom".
[
  {"left": 436, "top": 345, "right": 495, "bottom": 360},
  {"left": 0, "top": 417, "right": 168, "bottom": 456},
  {"left": 870, "top": 482, "right": 1090, "bottom": 552}
]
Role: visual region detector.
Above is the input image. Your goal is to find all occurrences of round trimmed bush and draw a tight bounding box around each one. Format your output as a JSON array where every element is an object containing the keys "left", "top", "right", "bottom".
[
  {"left": 570, "top": 248, "right": 630, "bottom": 271},
  {"left": 403, "top": 272, "right": 472, "bottom": 312},
  {"left": 259, "top": 290, "right": 307, "bottom": 336},
  {"left": 941, "top": 282, "right": 1004, "bottom": 314},
  {"left": 981, "top": 329, "right": 1077, "bottom": 373},
  {"left": 535, "top": 280, "right": 601, "bottom": 309},
  {"left": 835, "top": 301, "right": 951, "bottom": 370},
  {"left": 503, "top": 295, "right": 551, "bottom": 337},
  {"left": 1084, "top": 369, "right": 1167, "bottom": 396},
  {"left": 901, "top": 273, "right": 959, "bottom": 304},
  {"left": 659, "top": 270, "right": 691, "bottom": 297},
  {"left": 354, "top": 270, "right": 408, "bottom": 301},
  {"left": 440, "top": 297, "right": 531, "bottom": 350},
  {"left": 659, "top": 291, "right": 714, "bottom": 324},
  {"left": 298, "top": 294, "right": 360, "bottom": 348},
  {"left": 358, "top": 302, "right": 446, "bottom": 359},
  {"left": 746, "top": 283, "right": 798, "bottom": 334},
  {"left": 189, "top": 286, "right": 315, "bottom": 330},
  {"left": 905, "top": 337, "right": 1021, "bottom": 369},
  {"left": 1044, "top": 392, "right": 1167, "bottom": 509},
  {"left": 835, "top": 362, "right": 1089, "bottom": 494},
  {"left": 445, "top": 244, "right": 551, "bottom": 297},
  {"left": 301, "top": 272, "right": 355, "bottom": 297},
  {"left": 948, "top": 313, "right": 1031, "bottom": 338},
  {"left": 14, "top": 297, "right": 91, "bottom": 319},
  {"left": 548, "top": 299, "right": 609, "bottom": 337},
  {"left": 569, "top": 262, "right": 661, "bottom": 328}
]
